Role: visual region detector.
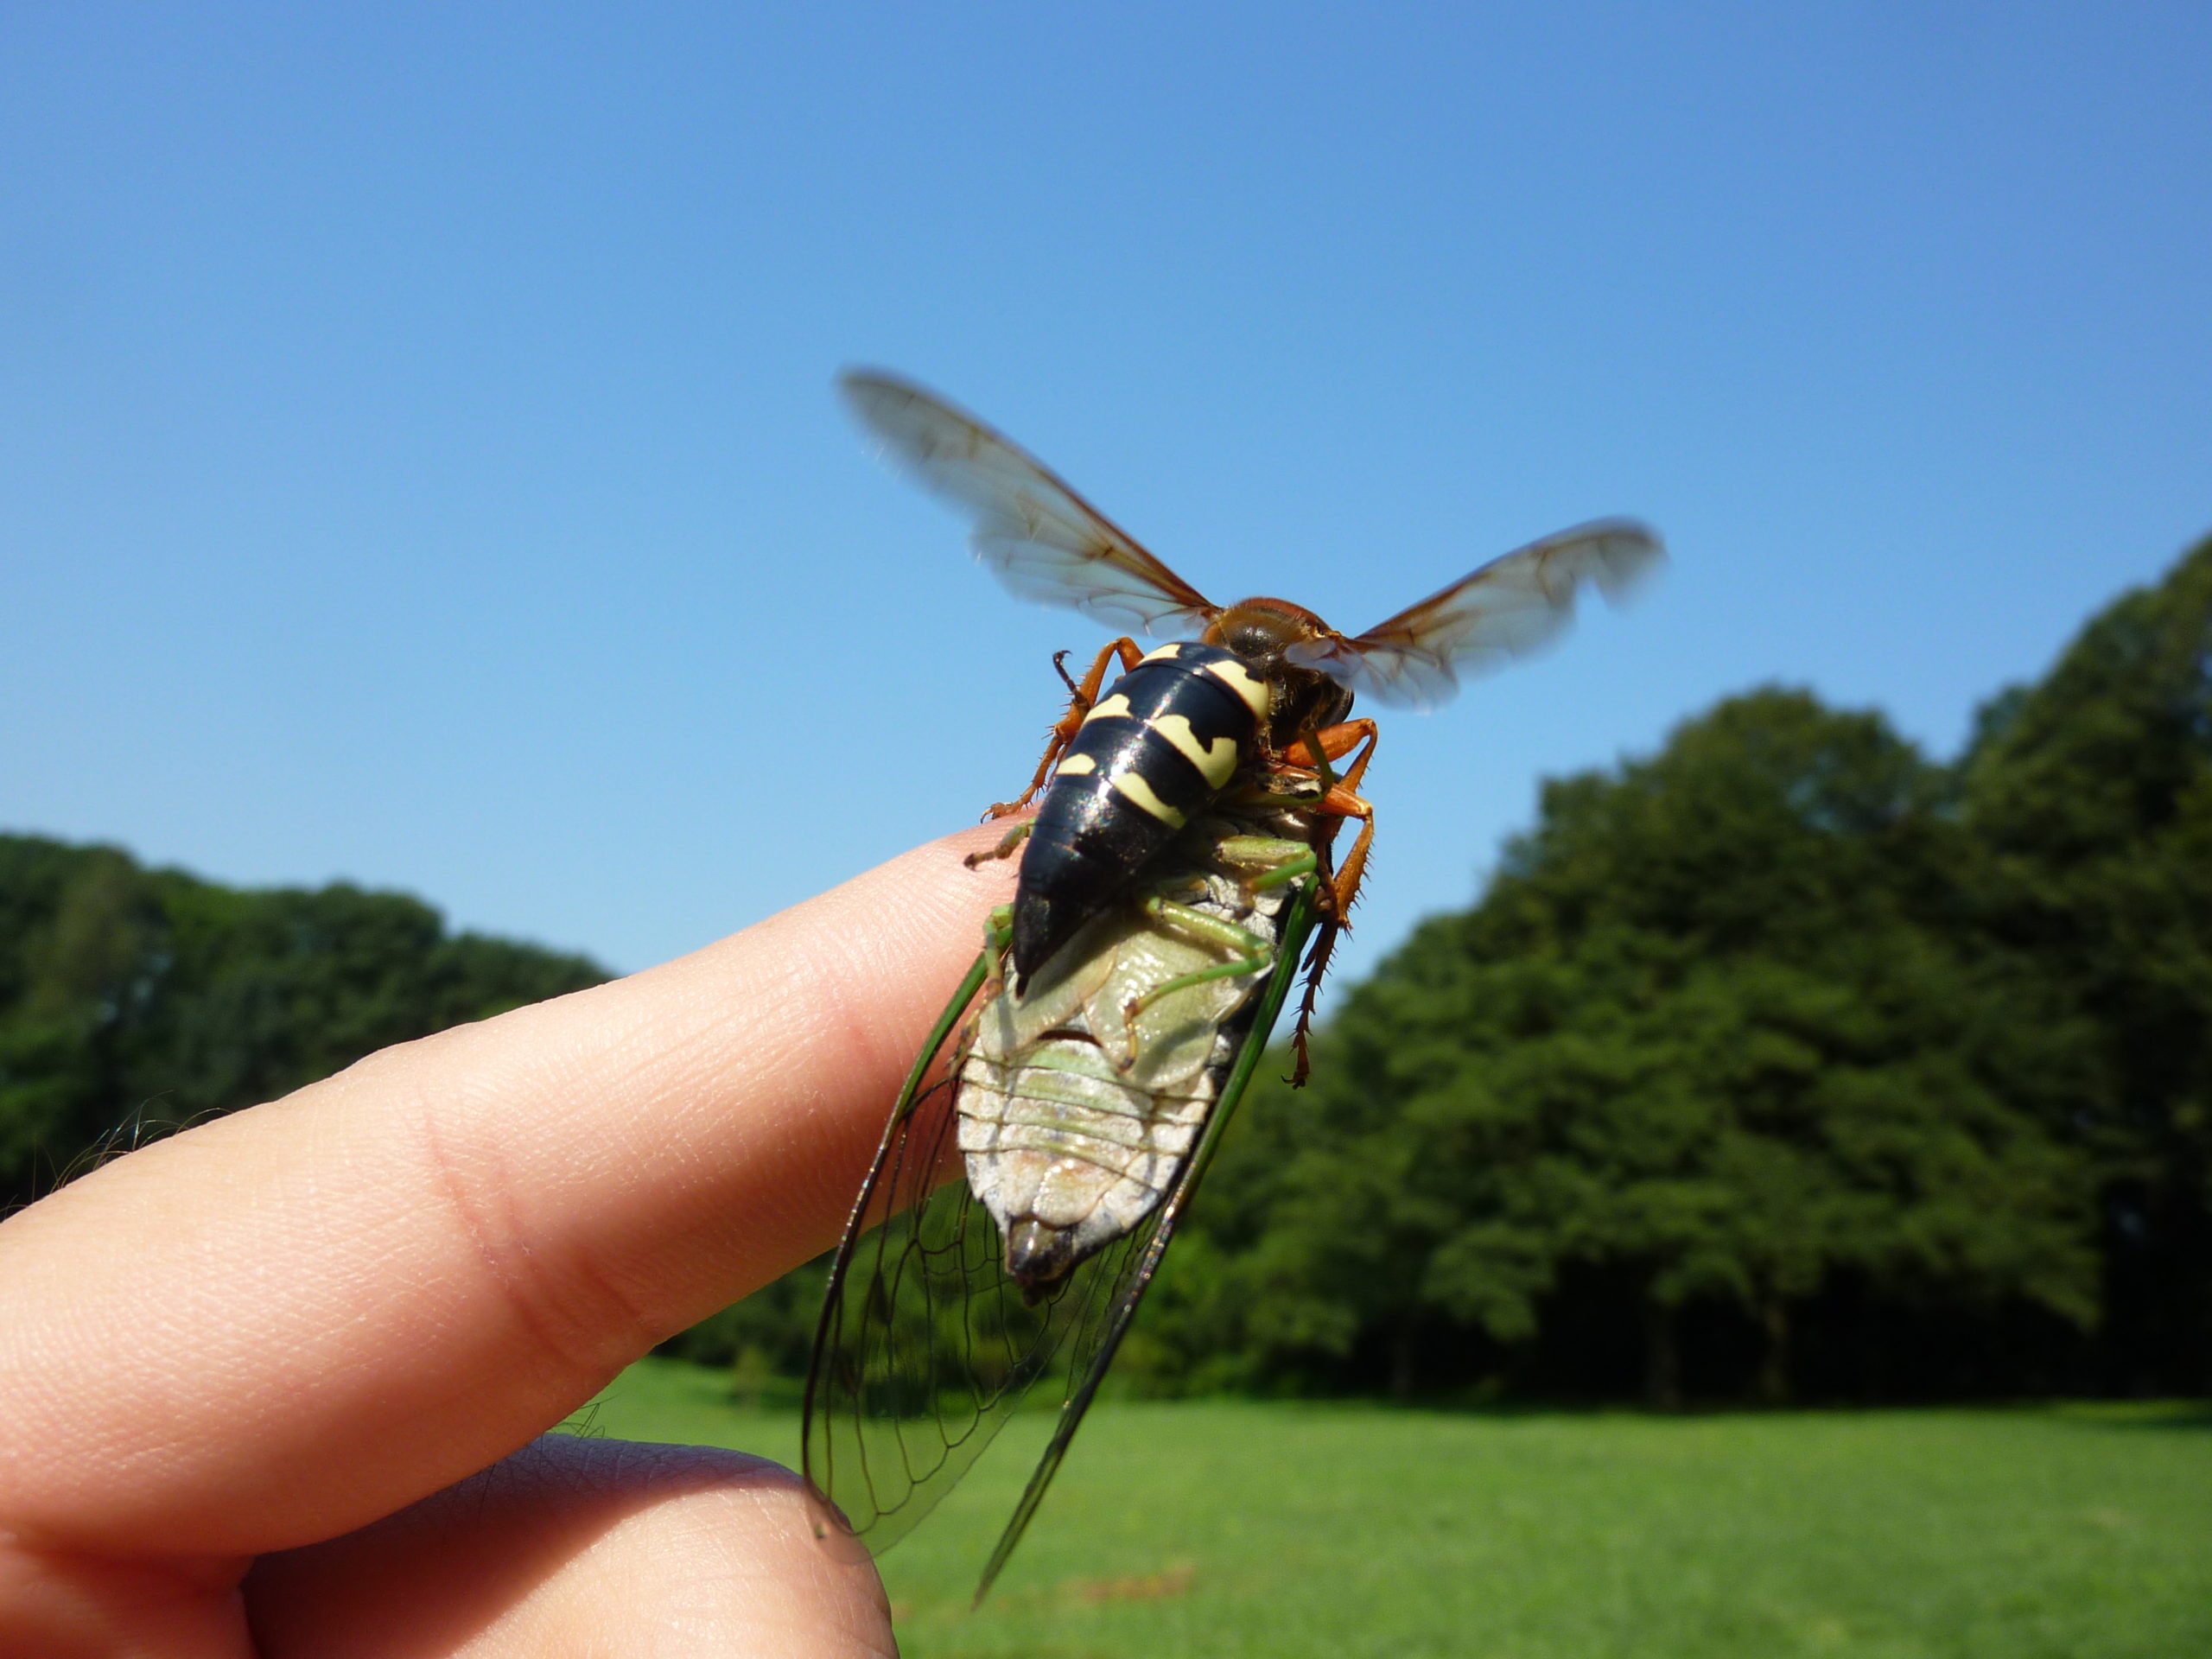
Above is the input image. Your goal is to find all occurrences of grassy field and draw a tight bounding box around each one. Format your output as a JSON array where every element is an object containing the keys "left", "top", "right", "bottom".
[{"left": 580, "top": 1357, "right": 2212, "bottom": 1659}]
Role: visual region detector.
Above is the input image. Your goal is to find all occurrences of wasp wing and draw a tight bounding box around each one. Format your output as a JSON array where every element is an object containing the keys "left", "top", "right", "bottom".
[
  {"left": 1281, "top": 518, "right": 1664, "bottom": 709},
  {"left": 968, "top": 883, "right": 1321, "bottom": 1603},
  {"left": 840, "top": 369, "right": 1218, "bottom": 636}
]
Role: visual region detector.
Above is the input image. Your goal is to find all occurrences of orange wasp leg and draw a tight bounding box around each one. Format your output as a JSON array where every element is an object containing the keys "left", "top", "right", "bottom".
[
  {"left": 984, "top": 637, "right": 1145, "bottom": 820},
  {"left": 1295, "top": 717, "right": 1379, "bottom": 791},
  {"left": 1283, "top": 720, "right": 1380, "bottom": 1085},
  {"left": 1319, "top": 779, "right": 1377, "bottom": 919},
  {"left": 1298, "top": 719, "right": 1379, "bottom": 912}
]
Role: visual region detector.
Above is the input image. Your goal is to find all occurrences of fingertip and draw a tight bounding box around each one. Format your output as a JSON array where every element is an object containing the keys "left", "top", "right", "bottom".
[{"left": 247, "top": 1436, "right": 899, "bottom": 1658}]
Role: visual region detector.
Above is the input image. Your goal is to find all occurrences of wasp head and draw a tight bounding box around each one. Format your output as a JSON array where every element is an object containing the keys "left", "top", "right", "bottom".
[{"left": 1203, "top": 597, "right": 1356, "bottom": 754}]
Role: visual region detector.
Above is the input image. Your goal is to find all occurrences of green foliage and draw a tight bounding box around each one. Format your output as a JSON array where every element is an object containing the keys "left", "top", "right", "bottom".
[
  {"left": 1145, "top": 693, "right": 2100, "bottom": 1403},
  {"left": 0, "top": 836, "right": 607, "bottom": 1207},
  {"left": 1125, "top": 536, "right": 2212, "bottom": 1402},
  {"left": 1955, "top": 531, "right": 2212, "bottom": 1389}
]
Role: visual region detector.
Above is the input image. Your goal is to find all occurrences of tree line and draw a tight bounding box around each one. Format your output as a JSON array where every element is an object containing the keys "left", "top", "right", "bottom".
[
  {"left": 0, "top": 842, "right": 607, "bottom": 1213},
  {"left": 1120, "top": 533, "right": 2210, "bottom": 1405},
  {"left": 9, "top": 534, "right": 2209, "bottom": 1403},
  {"left": 671, "top": 535, "right": 2212, "bottom": 1405}
]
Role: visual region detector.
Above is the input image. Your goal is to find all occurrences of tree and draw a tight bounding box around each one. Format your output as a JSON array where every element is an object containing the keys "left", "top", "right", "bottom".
[
  {"left": 0, "top": 836, "right": 608, "bottom": 1209},
  {"left": 1166, "top": 690, "right": 2101, "bottom": 1405},
  {"left": 1957, "top": 532, "right": 2212, "bottom": 1391}
]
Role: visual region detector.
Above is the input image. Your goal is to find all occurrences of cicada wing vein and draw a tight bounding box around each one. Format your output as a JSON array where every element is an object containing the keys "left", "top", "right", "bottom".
[
  {"left": 802, "top": 1070, "right": 1161, "bottom": 1556},
  {"left": 806, "top": 882, "right": 1318, "bottom": 1599},
  {"left": 800, "top": 939, "right": 1154, "bottom": 1556}
]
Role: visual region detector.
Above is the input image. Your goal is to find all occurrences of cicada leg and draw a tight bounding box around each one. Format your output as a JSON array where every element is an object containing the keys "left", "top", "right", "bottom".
[
  {"left": 1122, "top": 897, "right": 1276, "bottom": 1025},
  {"left": 1114, "top": 834, "right": 1321, "bottom": 1049},
  {"left": 985, "top": 638, "right": 1144, "bottom": 820},
  {"left": 963, "top": 820, "right": 1034, "bottom": 871},
  {"left": 1213, "top": 834, "right": 1319, "bottom": 896},
  {"left": 978, "top": 902, "right": 1015, "bottom": 988}
]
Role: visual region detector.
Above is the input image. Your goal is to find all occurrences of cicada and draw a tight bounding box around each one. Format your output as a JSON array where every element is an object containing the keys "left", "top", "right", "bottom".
[{"left": 802, "top": 371, "right": 1662, "bottom": 1601}]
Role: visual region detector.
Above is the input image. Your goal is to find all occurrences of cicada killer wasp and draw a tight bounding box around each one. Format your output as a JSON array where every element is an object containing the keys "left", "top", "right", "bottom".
[{"left": 802, "top": 371, "right": 1662, "bottom": 1601}]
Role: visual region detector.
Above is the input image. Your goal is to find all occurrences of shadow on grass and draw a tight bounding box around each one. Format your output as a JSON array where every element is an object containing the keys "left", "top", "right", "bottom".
[
  {"left": 2097, "top": 1406, "right": 2212, "bottom": 1431},
  {"left": 2052, "top": 1401, "right": 2212, "bottom": 1432}
]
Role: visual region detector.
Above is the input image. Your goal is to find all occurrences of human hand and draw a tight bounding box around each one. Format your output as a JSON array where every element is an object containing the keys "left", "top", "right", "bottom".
[{"left": 0, "top": 826, "right": 1020, "bottom": 1656}]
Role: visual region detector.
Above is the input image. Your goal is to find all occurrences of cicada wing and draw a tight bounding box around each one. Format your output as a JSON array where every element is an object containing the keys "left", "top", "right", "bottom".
[
  {"left": 1281, "top": 518, "right": 1664, "bottom": 709},
  {"left": 800, "top": 1068, "right": 1160, "bottom": 1555},
  {"left": 807, "top": 885, "right": 1319, "bottom": 1598},
  {"left": 801, "top": 943, "right": 1163, "bottom": 1556},
  {"left": 839, "top": 369, "right": 1218, "bottom": 636},
  {"left": 969, "top": 883, "right": 1323, "bottom": 1604}
]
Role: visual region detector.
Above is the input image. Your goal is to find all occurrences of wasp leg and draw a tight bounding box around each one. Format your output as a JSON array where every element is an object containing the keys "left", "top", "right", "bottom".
[
  {"left": 1317, "top": 718, "right": 1380, "bottom": 788},
  {"left": 1273, "top": 721, "right": 1379, "bottom": 924},
  {"left": 1275, "top": 778, "right": 1377, "bottom": 1086},
  {"left": 1279, "top": 715, "right": 1377, "bottom": 786},
  {"left": 985, "top": 637, "right": 1145, "bottom": 820},
  {"left": 1282, "top": 721, "right": 1378, "bottom": 1087},
  {"left": 1317, "top": 782, "right": 1377, "bottom": 923},
  {"left": 1286, "top": 923, "right": 1341, "bottom": 1087},
  {"left": 1283, "top": 718, "right": 1377, "bottom": 791},
  {"left": 963, "top": 820, "right": 1034, "bottom": 870}
]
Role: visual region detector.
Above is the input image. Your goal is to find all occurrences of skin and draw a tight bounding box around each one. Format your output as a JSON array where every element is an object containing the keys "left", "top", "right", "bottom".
[{"left": 0, "top": 823, "right": 1024, "bottom": 1658}]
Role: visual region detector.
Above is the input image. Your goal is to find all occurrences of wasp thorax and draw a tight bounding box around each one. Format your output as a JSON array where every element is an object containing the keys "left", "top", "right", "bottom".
[{"left": 1203, "top": 596, "right": 1356, "bottom": 753}]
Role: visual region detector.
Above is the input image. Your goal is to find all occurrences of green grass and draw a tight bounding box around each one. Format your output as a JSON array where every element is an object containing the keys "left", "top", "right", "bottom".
[{"left": 581, "top": 1357, "right": 2212, "bottom": 1658}]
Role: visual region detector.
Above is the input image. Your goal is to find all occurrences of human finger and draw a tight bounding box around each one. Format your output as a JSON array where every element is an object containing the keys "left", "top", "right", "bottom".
[
  {"left": 0, "top": 822, "right": 1019, "bottom": 1560},
  {"left": 245, "top": 1435, "right": 896, "bottom": 1659}
]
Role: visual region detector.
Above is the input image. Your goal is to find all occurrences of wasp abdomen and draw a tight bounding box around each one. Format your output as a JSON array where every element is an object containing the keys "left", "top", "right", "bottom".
[{"left": 1012, "top": 641, "right": 1268, "bottom": 982}]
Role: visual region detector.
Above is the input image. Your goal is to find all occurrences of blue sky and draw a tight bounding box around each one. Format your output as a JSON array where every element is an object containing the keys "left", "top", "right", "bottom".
[{"left": 4, "top": 3, "right": 2209, "bottom": 999}]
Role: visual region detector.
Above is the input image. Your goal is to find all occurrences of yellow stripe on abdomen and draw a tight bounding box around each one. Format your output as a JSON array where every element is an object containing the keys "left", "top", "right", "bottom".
[
  {"left": 1109, "top": 770, "right": 1187, "bottom": 829},
  {"left": 1200, "top": 658, "right": 1269, "bottom": 719},
  {"left": 1148, "top": 714, "right": 1239, "bottom": 788}
]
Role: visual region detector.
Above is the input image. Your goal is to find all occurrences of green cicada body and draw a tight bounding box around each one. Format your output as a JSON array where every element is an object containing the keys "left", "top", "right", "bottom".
[
  {"left": 804, "top": 774, "right": 1325, "bottom": 1599},
  {"left": 961, "top": 807, "right": 1325, "bottom": 1299}
]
